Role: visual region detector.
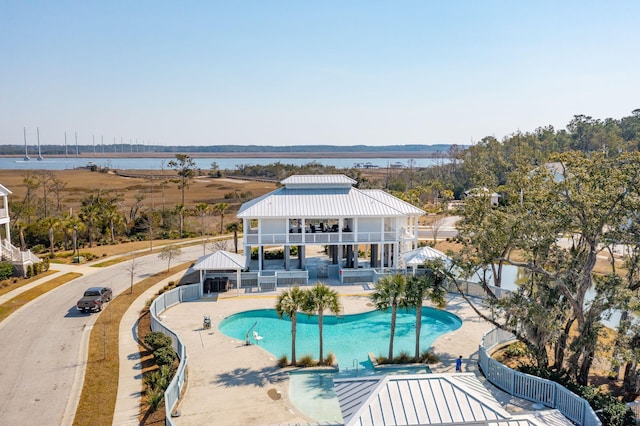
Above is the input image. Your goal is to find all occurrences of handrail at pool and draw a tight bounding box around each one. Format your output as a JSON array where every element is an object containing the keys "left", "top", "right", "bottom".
[
  {"left": 149, "top": 283, "right": 200, "bottom": 426},
  {"left": 479, "top": 328, "right": 601, "bottom": 426}
]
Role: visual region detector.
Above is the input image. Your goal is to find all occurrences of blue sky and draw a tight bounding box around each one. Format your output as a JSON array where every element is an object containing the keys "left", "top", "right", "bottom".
[{"left": 1, "top": 1, "right": 639, "bottom": 147}]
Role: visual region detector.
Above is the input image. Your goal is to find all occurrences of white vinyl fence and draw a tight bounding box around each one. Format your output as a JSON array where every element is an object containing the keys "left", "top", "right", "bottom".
[
  {"left": 149, "top": 284, "right": 200, "bottom": 426},
  {"left": 479, "top": 328, "right": 601, "bottom": 426}
]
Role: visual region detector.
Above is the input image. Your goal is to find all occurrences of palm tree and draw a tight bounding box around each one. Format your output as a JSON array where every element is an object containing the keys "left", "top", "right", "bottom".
[
  {"left": 42, "top": 216, "right": 60, "bottom": 255},
  {"left": 194, "top": 203, "right": 210, "bottom": 254},
  {"left": 275, "top": 287, "right": 308, "bottom": 366},
  {"left": 304, "top": 283, "right": 341, "bottom": 365},
  {"left": 370, "top": 274, "right": 407, "bottom": 360},
  {"left": 226, "top": 222, "right": 241, "bottom": 253},
  {"left": 79, "top": 191, "right": 103, "bottom": 247},
  {"left": 173, "top": 203, "right": 186, "bottom": 237},
  {"left": 103, "top": 201, "right": 123, "bottom": 244},
  {"left": 405, "top": 260, "right": 448, "bottom": 359},
  {"left": 214, "top": 202, "right": 229, "bottom": 234}
]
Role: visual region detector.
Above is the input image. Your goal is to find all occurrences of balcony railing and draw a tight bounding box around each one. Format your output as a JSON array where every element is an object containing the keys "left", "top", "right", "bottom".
[{"left": 244, "top": 230, "right": 408, "bottom": 245}]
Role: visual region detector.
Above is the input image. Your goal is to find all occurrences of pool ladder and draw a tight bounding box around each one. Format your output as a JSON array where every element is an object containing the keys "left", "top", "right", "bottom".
[{"left": 245, "top": 321, "right": 258, "bottom": 345}]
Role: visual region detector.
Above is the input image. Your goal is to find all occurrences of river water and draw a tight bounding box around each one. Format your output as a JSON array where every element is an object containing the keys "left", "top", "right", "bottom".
[{"left": 0, "top": 156, "right": 447, "bottom": 171}]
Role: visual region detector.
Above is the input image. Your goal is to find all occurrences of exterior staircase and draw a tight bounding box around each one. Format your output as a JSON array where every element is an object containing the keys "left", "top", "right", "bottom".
[{"left": 1, "top": 239, "right": 41, "bottom": 276}]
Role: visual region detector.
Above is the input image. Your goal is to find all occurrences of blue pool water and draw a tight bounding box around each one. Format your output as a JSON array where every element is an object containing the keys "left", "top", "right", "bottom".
[{"left": 218, "top": 307, "right": 461, "bottom": 369}]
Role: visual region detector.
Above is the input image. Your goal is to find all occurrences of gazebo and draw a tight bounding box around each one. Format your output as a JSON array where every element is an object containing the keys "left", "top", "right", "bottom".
[
  {"left": 400, "top": 245, "right": 450, "bottom": 274},
  {"left": 193, "top": 250, "right": 247, "bottom": 296}
]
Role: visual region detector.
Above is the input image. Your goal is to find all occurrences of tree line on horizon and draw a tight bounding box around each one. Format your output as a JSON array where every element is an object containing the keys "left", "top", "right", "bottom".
[{"left": 0, "top": 142, "right": 458, "bottom": 156}]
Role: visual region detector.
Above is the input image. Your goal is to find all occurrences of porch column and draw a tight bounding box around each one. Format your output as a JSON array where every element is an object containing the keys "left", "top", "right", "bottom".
[
  {"left": 299, "top": 245, "right": 306, "bottom": 269},
  {"left": 346, "top": 245, "right": 353, "bottom": 268},
  {"left": 258, "top": 218, "right": 264, "bottom": 271},
  {"left": 383, "top": 244, "right": 389, "bottom": 267},
  {"left": 370, "top": 244, "right": 378, "bottom": 268},
  {"left": 199, "top": 270, "right": 204, "bottom": 297},
  {"left": 243, "top": 218, "right": 251, "bottom": 271},
  {"left": 354, "top": 245, "right": 359, "bottom": 269},
  {"left": 393, "top": 242, "right": 400, "bottom": 269},
  {"left": 284, "top": 246, "right": 290, "bottom": 270},
  {"left": 353, "top": 219, "right": 359, "bottom": 269}
]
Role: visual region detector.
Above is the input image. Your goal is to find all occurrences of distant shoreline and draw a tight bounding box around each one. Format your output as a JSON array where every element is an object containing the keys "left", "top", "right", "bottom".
[{"left": 0, "top": 151, "right": 445, "bottom": 159}]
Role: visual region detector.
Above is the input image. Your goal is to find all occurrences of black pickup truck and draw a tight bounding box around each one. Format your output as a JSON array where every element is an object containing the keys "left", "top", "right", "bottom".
[{"left": 76, "top": 287, "right": 112, "bottom": 313}]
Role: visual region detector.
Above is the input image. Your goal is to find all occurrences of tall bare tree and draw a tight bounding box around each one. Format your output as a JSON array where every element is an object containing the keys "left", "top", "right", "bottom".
[{"left": 168, "top": 154, "right": 196, "bottom": 205}]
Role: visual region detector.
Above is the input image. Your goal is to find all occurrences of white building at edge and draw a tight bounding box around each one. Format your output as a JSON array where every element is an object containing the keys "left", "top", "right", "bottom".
[
  {"left": 0, "top": 184, "right": 41, "bottom": 275},
  {"left": 237, "top": 174, "right": 424, "bottom": 281}
]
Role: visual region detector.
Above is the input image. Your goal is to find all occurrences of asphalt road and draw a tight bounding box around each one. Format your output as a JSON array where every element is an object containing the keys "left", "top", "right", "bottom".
[
  {"left": 0, "top": 245, "right": 203, "bottom": 426},
  {"left": 418, "top": 215, "right": 461, "bottom": 240}
]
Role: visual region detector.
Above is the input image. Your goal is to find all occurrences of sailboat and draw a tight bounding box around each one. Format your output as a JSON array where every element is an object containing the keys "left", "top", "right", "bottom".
[
  {"left": 37, "top": 127, "right": 44, "bottom": 160},
  {"left": 23, "top": 127, "right": 30, "bottom": 161}
]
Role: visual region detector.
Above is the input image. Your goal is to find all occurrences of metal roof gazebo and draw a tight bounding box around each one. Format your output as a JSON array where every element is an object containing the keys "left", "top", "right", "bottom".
[{"left": 193, "top": 250, "right": 247, "bottom": 296}]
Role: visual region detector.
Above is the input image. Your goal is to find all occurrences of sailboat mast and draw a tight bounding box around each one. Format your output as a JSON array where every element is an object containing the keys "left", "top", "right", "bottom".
[
  {"left": 37, "top": 127, "right": 43, "bottom": 160},
  {"left": 23, "top": 127, "right": 30, "bottom": 161}
]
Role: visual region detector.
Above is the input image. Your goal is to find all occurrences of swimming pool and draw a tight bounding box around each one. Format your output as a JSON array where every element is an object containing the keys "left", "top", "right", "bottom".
[{"left": 218, "top": 307, "right": 461, "bottom": 369}]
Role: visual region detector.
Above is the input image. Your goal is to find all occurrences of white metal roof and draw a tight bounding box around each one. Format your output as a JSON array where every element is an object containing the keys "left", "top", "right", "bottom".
[
  {"left": 362, "top": 189, "right": 425, "bottom": 215},
  {"left": 400, "top": 246, "right": 451, "bottom": 266},
  {"left": 0, "top": 184, "right": 12, "bottom": 196},
  {"left": 238, "top": 176, "right": 425, "bottom": 219},
  {"left": 335, "top": 373, "right": 572, "bottom": 426},
  {"left": 193, "top": 250, "right": 246, "bottom": 271},
  {"left": 335, "top": 373, "right": 511, "bottom": 425},
  {"left": 281, "top": 174, "right": 356, "bottom": 188},
  {"left": 238, "top": 187, "right": 423, "bottom": 218}
]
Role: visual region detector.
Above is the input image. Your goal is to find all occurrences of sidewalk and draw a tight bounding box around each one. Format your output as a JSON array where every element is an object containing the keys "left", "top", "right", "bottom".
[
  {"left": 112, "top": 270, "right": 190, "bottom": 426},
  {"left": 0, "top": 262, "right": 99, "bottom": 306}
]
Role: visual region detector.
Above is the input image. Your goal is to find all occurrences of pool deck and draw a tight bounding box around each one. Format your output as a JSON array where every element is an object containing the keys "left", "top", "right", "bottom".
[{"left": 149, "top": 281, "right": 544, "bottom": 426}]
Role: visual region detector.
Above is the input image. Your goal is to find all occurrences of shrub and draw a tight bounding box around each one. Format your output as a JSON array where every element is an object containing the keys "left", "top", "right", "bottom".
[
  {"left": 26, "top": 264, "right": 34, "bottom": 278},
  {"left": 277, "top": 355, "right": 289, "bottom": 368},
  {"left": 394, "top": 351, "right": 411, "bottom": 364},
  {"left": 154, "top": 346, "right": 177, "bottom": 366},
  {"left": 419, "top": 351, "right": 440, "bottom": 364},
  {"left": 323, "top": 352, "right": 336, "bottom": 366},
  {"left": 146, "top": 388, "right": 164, "bottom": 412},
  {"left": 502, "top": 341, "right": 528, "bottom": 358},
  {"left": 297, "top": 354, "right": 317, "bottom": 368},
  {"left": 0, "top": 262, "right": 14, "bottom": 280},
  {"left": 79, "top": 252, "right": 95, "bottom": 261},
  {"left": 376, "top": 354, "right": 388, "bottom": 364},
  {"left": 144, "top": 331, "right": 173, "bottom": 350},
  {"left": 143, "top": 368, "right": 169, "bottom": 391}
]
